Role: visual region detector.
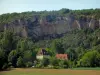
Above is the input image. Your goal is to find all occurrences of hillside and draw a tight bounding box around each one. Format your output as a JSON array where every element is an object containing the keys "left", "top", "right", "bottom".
[{"left": 0, "top": 8, "right": 100, "bottom": 70}]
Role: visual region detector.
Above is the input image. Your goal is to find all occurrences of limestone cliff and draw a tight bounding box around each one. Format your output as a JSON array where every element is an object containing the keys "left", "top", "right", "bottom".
[{"left": 1, "top": 14, "right": 100, "bottom": 39}]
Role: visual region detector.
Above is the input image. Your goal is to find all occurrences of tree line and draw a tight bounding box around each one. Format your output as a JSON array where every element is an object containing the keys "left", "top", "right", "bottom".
[
  {"left": 0, "top": 8, "right": 100, "bottom": 24},
  {"left": 0, "top": 28, "right": 100, "bottom": 70}
]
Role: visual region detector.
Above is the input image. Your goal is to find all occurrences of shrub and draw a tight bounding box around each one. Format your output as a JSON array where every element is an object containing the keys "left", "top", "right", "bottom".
[
  {"left": 41, "top": 58, "right": 50, "bottom": 67},
  {"left": 2, "top": 63, "right": 8, "bottom": 70},
  {"left": 17, "top": 56, "right": 25, "bottom": 67},
  {"left": 25, "top": 62, "right": 33, "bottom": 67},
  {"left": 78, "top": 50, "right": 100, "bottom": 67}
]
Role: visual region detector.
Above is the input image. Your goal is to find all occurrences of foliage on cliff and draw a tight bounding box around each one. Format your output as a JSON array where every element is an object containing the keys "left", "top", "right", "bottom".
[{"left": 0, "top": 8, "right": 100, "bottom": 24}]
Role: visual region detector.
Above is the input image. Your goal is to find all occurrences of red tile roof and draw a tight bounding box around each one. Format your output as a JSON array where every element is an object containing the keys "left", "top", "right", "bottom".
[{"left": 56, "top": 54, "right": 68, "bottom": 60}]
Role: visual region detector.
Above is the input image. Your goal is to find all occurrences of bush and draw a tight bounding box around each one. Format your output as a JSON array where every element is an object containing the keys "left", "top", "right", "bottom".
[
  {"left": 63, "top": 60, "right": 69, "bottom": 68},
  {"left": 50, "top": 57, "right": 58, "bottom": 66},
  {"left": 50, "top": 57, "right": 69, "bottom": 69},
  {"left": 35, "top": 60, "right": 43, "bottom": 68},
  {"left": 2, "top": 63, "right": 8, "bottom": 70},
  {"left": 25, "top": 62, "right": 33, "bottom": 67},
  {"left": 17, "top": 56, "right": 25, "bottom": 67},
  {"left": 53, "top": 66, "right": 60, "bottom": 69},
  {"left": 41, "top": 58, "right": 50, "bottom": 67},
  {"left": 78, "top": 50, "right": 100, "bottom": 67},
  {"left": 35, "top": 63, "right": 43, "bottom": 68}
]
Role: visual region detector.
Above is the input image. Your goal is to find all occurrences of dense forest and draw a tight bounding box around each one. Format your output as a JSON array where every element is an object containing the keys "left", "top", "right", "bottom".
[{"left": 0, "top": 8, "right": 100, "bottom": 70}]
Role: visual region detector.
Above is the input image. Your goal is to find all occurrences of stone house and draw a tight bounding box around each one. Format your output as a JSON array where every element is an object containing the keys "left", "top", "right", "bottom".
[{"left": 36, "top": 49, "right": 50, "bottom": 60}]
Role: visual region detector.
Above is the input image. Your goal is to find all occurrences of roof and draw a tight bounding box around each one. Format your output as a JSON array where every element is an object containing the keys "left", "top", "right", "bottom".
[{"left": 56, "top": 54, "right": 68, "bottom": 60}]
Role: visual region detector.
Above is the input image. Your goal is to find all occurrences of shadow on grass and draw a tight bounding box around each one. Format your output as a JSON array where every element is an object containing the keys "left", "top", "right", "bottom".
[{"left": 0, "top": 68, "right": 15, "bottom": 72}]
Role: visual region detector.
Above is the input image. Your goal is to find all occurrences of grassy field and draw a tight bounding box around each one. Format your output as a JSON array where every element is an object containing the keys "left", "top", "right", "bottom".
[
  {"left": 72, "top": 67, "right": 100, "bottom": 70},
  {"left": 0, "top": 68, "right": 100, "bottom": 75}
]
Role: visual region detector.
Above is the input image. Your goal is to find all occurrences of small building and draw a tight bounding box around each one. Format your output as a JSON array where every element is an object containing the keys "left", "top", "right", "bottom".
[
  {"left": 56, "top": 54, "right": 68, "bottom": 60},
  {"left": 36, "top": 49, "right": 50, "bottom": 60}
]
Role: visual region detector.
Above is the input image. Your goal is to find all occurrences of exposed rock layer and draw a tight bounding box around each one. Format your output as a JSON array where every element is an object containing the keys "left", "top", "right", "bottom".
[{"left": 2, "top": 15, "right": 100, "bottom": 39}]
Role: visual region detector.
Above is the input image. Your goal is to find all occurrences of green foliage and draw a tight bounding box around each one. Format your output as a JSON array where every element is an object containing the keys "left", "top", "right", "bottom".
[
  {"left": 2, "top": 63, "right": 8, "bottom": 70},
  {"left": 25, "top": 62, "right": 33, "bottom": 67},
  {"left": 50, "top": 57, "right": 59, "bottom": 67},
  {"left": 78, "top": 50, "right": 100, "bottom": 67},
  {"left": 0, "top": 8, "right": 100, "bottom": 69},
  {"left": 51, "top": 40, "right": 64, "bottom": 54},
  {"left": 8, "top": 50, "right": 18, "bottom": 67},
  {"left": 17, "top": 39, "right": 28, "bottom": 53},
  {"left": 58, "top": 60, "right": 70, "bottom": 68},
  {"left": 0, "top": 8, "right": 100, "bottom": 25},
  {"left": 41, "top": 58, "right": 50, "bottom": 67},
  {"left": 0, "top": 48, "right": 6, "bottom": 69},
  {"left": 17, "top": 56, "right": 24, "bottom": 67},
  {"left": 59, "top": 8, "right": 71, "bottom": 15},
  {"left": 23, "top": 50, "right": 33, "bottom": 64},
  {"left": 1, "top": 30, "right": 13, "bottom": 53},
  {"left": 0, "top": 28, "right": 99, "bottom": 70}
]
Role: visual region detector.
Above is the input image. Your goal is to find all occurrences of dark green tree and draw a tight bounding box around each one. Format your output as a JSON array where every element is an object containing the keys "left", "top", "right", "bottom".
[
  {"left": 8, "top": 50, "right": 18, "bottom": 67},
  {"left": 51, "top": 40, "right": 64, "bottom": 54},
  {"left": 17, "top": 56, "right": 24, "bottom": 67},
  {"left": 0, "top": 48, "right": 6, "bottom": 69},
  {"left": 78, "top": 50, "right": 100, "bottom": 67}
]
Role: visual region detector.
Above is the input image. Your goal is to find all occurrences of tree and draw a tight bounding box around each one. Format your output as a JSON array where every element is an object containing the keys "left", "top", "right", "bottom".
[
  {"left": 8, "top": 50, "right": 18, "bottom": 67},
  {"left": 17, "top": 39, "right": 28, "bottom": 53},
  {"left": 0, "top": 48, "right": 6, "bottom": 69},
  {"left": 23, "top": 50, "right": 33, "bottom": 63},
  {"left": 1, "top": 30, "right": 14, "bottom": 54},
  {"left": 75, "top": 47, "right": 85, "bottom": 60},
  {"left": 17, "top": 56, "right": 24, "bottom": 67},
  {"left": 78, "top": 50, "right": 100, "bottom": 67},
  {"left": 59, "top": 8, "right": 70, "bottom": 14},
  {"left": 51, "top": 40, "right": 64, "bottom": 54},
  {"left": 65, "top": 48, "right": 76, "bottom": 61}
]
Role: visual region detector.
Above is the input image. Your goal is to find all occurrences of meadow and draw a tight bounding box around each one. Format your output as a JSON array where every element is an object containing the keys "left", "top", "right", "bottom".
[{"left": 0, "top": 68, "right": 100, "bottom": 75}]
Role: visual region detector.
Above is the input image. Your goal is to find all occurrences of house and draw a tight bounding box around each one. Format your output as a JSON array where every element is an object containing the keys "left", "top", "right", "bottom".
[
  {"left": 56, "top": 54, "right": 68, "bottom": 60},
  {"left": 36, "top": 49, "right": 50, "bottom": 60}
]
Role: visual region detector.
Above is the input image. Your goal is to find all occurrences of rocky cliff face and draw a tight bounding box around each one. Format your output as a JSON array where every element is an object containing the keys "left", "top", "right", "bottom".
[{"left": 2, "top": 15, "right": 100, "bottom": 39}]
